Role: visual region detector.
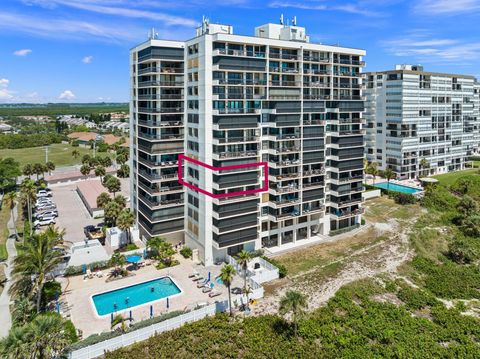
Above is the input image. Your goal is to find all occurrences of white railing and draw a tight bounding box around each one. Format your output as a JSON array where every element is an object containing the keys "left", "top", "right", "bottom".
[{"left": 69, "top": 303, "right": 222, "bottom": 359}]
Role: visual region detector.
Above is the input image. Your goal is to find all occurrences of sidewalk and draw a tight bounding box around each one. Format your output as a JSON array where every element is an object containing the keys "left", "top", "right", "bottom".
[{"left": 0, "top": 204, "right": 18, "bottom": 338}]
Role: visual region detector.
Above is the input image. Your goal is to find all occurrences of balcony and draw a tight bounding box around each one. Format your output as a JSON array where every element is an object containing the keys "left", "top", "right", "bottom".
[
  {"left": 138, "top": 120, "right": 183, "bottom": 128},
  {"left": 269, "top": 81, "right": 301, "bottom": 87},
  {"left": 138, "top": 107, "right": 183, "bottom": 114},
  {"left": 213, "top": 48, "right": 266, "bottom": 58},
  {"left": 275, "top": 146, "right": 301, "bottom": 154},
  {"left": 213, "top": 151, "right": 258, "bottom": 160},
  {"left": 212, "top": 136, "right": 259, "bottom": 144},
  {"left": 213, "top": 108, "right": 260, "bottom": 115},
  {"left": 303, "top": 168, "right": 325, "bottom": 176},
  {"left": 137, "top": 94, "right": 183, "bottom": 100},
  {"left": 137, "top": 81, "right": 184, "bottom": 88},
  {"left": 138, "top": 170, "right": 178, "bottom": 181},
  {"left": 138, "top": 132, "right": 184, "bottom": 141},
  {"left": 330, "top": 207, "right": 364, "bottom": 219}
]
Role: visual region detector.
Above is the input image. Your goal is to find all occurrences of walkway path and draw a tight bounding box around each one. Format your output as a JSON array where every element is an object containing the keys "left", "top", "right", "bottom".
[{"left": 0, "top": 204, "right": 18, "bottom": 338}]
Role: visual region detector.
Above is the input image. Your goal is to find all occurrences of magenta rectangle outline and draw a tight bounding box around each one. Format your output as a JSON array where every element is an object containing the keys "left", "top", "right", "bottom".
[{"left": 177, "top": 154, "right": 268, "bottom": 199}]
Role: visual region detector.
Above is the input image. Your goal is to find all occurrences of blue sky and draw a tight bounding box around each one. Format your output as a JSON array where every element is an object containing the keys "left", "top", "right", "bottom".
[{"left": 1, "top": 0, "right": 480, "bottom": 103}]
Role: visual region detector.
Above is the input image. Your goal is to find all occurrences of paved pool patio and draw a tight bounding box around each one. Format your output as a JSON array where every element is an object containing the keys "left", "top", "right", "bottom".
[{"left": 59, "top": 255, "right": 244, "bottom": 337}]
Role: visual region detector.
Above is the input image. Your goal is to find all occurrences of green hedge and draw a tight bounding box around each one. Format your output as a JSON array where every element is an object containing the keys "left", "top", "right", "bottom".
[
  {"left": 64, "top": 260, "right": 110, "bottom": 276},
  {"left": 68, "top": 310, "right": 185, "bottom": 351},
  {"left": 329, "top": 223, "right": 360, "bottom": 236}
]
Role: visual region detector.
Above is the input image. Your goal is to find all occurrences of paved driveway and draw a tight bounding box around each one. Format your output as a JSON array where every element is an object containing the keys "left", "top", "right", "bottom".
[{"left": 50, "top": 184, "right": 99, "bottom": 245}]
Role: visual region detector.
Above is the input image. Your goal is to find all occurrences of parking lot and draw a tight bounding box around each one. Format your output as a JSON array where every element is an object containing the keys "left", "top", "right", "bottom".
[{"left": 47, "top": 178, "right": 130, "bottom": 245}]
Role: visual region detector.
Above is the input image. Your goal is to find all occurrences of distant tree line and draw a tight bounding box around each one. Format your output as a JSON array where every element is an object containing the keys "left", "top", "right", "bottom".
[{"left": 0, "top": 133, "right": 64, "bottom": 149}]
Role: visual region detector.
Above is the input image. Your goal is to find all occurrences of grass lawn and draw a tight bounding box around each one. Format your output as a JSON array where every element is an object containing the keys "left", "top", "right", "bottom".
[
  {"left": 0, "top": 204, "right": 10, "bottom": 261},
  {"left": 0, "top": 143, "right": 109, "bottom": 168},
  {"left": 432, "top": 168, "right": 478, "bottom": 187}
]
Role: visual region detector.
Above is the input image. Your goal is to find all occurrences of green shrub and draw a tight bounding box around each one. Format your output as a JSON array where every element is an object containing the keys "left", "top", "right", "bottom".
[
  {"left": 180, "top": 247, "right": 193, "bottom": 259},
  {"left": 361, "top": 218, "right": 366, "bottom": 225},
  {"left": 64, "top": 260, "right": 110, "bottom": 276},
  {"left": 68, "top": 310, "right": 185, "bottom": 351},
  {"left": 42, "top": 280, "right": 61, "bottom": 302},
  {"left": 261, "top": 256, "right": 287, "bottom": 278},
  {"left": 391, "top": 192, "right": 417, "bottom": 205},
  {"left": 64, "top": 319, "right": 79, "bottom": 343},
  {"left": 397, "top": 285, "right": 439, "bottom": 310},
  {"left": 447, "top": 236, "right": 480, "bottom": 264}
]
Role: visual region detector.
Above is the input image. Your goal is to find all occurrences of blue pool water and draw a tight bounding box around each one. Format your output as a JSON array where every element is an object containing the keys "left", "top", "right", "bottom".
[
  {"left": 92, "top": 277, "right": 181, "bottom": 316},
  {"left": 373, "top": 182, "right": 422, "bottom": 194}
]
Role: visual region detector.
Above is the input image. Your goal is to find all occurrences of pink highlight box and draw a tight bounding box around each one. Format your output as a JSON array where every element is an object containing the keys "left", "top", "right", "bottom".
[{"left": 177, "top": 154, "right": 268, "bottom": 199}]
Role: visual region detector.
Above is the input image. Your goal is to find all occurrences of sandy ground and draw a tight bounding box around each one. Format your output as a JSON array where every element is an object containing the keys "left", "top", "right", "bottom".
[{"left": 252, "top": 198, "right": 423, "bottom": 316}]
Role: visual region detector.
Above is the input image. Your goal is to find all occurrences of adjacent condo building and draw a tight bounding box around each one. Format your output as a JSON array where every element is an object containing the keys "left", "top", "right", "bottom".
[
  {"left": 131, "top": 19, "right": 366, "bottom": 265},
  {"left": 364, "top": 65, "right": 480, "bottom": 179}
]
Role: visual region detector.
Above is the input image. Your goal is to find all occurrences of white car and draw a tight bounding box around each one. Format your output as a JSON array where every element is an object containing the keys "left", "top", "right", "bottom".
[
  {"left": 34, "top": 217, "right": 56, "bottom": 227},
  {"left": 35, "top": 211, "right": 58, "bottom": 219},
  {"left": 36, "top": 203, "right": 56, "bottom": 210},
  {"left": 37, "top": 191, "right": 52, "bottom": 198}
]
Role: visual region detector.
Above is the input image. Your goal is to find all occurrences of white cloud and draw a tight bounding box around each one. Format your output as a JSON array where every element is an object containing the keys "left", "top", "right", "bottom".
[
  {"left": 59, "top": 90, "right": 76, "bottom": 100},
  {"left": 268, "top": 1, "right": 385, "bottom": 17},
  {"left": 0, "top": 78, "right": 9, "bottom": 87},
  {"left": 0, "top": 11, "right": 148, "bottom": 43},
  {"left": 382, "top": 31, "right": 480, "bottom": 64},
  {"left": 22, "top": 0, "right": 196, "bottom": 26},
  {"left": 82, "top": 56, "right": 93, "bottom": 64},
  {"left": 414, "top": 0, "right": 480, "bottom": 15},
  {"left": 13, "top": 49, "right": 32, "bottom": 56}
]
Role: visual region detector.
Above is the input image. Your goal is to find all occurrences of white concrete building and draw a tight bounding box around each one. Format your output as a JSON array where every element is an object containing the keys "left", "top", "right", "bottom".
[
  {"left": 131, "top": 19, "right": 366, "bottom": 265},
  {"left": 364, "top": 65, "right": 480, "bottom": 179}
]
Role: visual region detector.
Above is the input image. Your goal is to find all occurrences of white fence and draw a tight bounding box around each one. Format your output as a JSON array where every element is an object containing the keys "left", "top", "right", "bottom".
[
  {"left": 69, "top": 303, "right": 222, "bottom": 359},
  {"left": 362, "top": 189, "right": 381, "bottom": 200}
]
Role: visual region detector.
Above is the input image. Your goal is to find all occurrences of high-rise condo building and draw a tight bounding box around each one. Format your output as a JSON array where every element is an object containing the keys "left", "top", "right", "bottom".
[
  {"left": 130, "top": 40, "right": 185, "bottom": 243},
  {"left": 364, "top": 65, "right": 479, "bottom": 179},
  {"left": 131, "top": 19, "right": 366, "bottom": 265}
]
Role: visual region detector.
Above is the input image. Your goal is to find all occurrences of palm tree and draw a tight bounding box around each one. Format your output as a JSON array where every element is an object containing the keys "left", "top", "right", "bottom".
[
  {"left": 45, "top": 161, "right": 55, "bottom": 175},
  {"left": 80, "top": 164, "right": 91, "bottom": 179},
  {"left": 11, "top": 233, "right": 63, "bottom": 313},
  {"left": 279, "top": 290, "right": 307, "bottom": 337},
  {"left": 22, "top": 163, "right": 34, "bottom": 179},
  {"left": 419, "top": 158, "right": 430, "bottom": 177},
  {"left": 81, "top": 154, "right": 91, "bottom": 165},
  {"left": 113, "top": 194, "right": 127, "bottom": 209},
  {"left": 363, "top": 159, "right": 369, "bottom": 185},
  {"left": 243, "top": 285, "right": 253, "bottom": 310},
  {"left": 0, "top": 325, "right": 31, "bottom": 358},
  {"left": 369, "top": 162, "right": 378, "bottom": 185},
  {"left": 20, "top": 179, "right": 36, "bottom": 242},
  {"left": 27, "top": 314, "right": 72, "bottom": 358},
  {"left": 237, "top": 250, "right": 251, "bottom": 292},
  {"left": 111, "top": 314, "right": 128, "bottom": 332},
  {"left": 109, "top": 252, "right": 126, "bottom": 278},
  {"left": 94, "top": 165, "right": 106, "bottom": 181},
  {"left": 117, "top": 163, "right": 130, "bottom": 178},
  {"left": 220, "top": 264, "right": 237, "bottom": 316},
  {"left": 99, "top": 156, "right": 112, "bottom": 168},
  {"left": 105, "top": 176, "right": 121, "bottom": 196},
  {"left": 96, "top": 192, "right": 111, "bottom": 209},
  {"left": 104, "top": 200, "right": 122, "bottom": 227},
  {"left": 71, "top": 149, "right": 80, "bottom": 160},
  {"left": 43, "top": 225, "right": 66, "bottom": 244},
  {"left": 11, "top": 297, "right": 35, "bottom": 326},
  {"left": 117, "top": 209, "right": 135, "bottom": 245},
  {"left": 33, "top": 163, "right": 45, "bottom": 180},
  {"left": 383, "top": 167, "right": 395, "bottom": 189},
  {"left": 146, "top": 236, "right": 165, "bottom": 258},
  {"left": 3, "top": 191, "right": 17, "bottom": 238}
]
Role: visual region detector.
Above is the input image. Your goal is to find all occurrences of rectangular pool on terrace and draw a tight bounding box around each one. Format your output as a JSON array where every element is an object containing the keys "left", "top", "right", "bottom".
[
  {"left": 91, "top": 277, "right": 181, "bottom": 316},
  {"left": 373, "top": 182, "right": 422, "bottom": 194}
]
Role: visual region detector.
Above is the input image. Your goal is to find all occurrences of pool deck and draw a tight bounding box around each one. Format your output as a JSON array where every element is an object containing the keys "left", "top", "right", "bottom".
[{"left": 59, "top": 255, "right": 243, "bottom": 337}]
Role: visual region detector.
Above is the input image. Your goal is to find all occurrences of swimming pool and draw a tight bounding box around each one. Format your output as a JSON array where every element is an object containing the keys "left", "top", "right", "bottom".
[
  {"left": 91, "top": 277, "right": 181, "bottom": 316},
  {"left": 373, "top": 182, "right": 422, "bottom": 194}
]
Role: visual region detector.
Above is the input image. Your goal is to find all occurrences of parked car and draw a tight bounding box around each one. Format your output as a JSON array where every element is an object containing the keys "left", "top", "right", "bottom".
[
  {"left": 36, "top": 203, "right": 56, "bottom": 211},
  {"left": 36, "top": 197, "right": 53, "bottom": 203},
  {"left": 34, "top": 217, "right": 56, "bottom": 228},
  {"left": 35, "top": 210, "right": 58, "bottom": 220},
  {"left": 37, "top": 191, "right": 52, "bottom": 198},
  {"left": 37, "top": 187, "right": 51, "bottom": 193}
]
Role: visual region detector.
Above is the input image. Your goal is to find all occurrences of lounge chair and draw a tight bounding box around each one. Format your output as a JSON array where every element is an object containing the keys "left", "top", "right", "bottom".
[
  {"left": 209, "top": 290, "right": 221, "bottom": 298},
  {"left": 202, "top": 286, "right": 212, "bottom": 293},
  {"left": 86, "top": 269, "right": 93, "bottom": 279},
  {"left": 192, "top": 276, "right": 204, "bottom": 282},
  {"left": 197, "top": 280, "right": 208, "bottom": 288},
  {"left": 96, "top": 271, "right": 103, "bottom": 278},
  {"left": 188, "top": 270, "right": 200, "bottom": 278}
]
